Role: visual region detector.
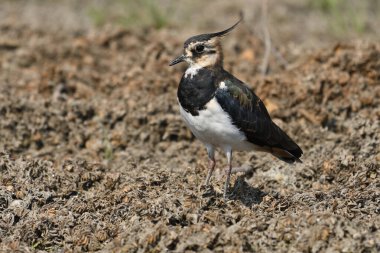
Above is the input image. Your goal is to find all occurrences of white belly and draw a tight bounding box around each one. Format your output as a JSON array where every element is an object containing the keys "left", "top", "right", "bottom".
[{"left": 179, "top": 98, "right": 256, "bottom": 152}]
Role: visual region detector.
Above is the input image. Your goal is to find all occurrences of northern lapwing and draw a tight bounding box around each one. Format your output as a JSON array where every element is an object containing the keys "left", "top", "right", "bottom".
[{"left": 169, "top": 17, "right": 303, "bottom": 198}]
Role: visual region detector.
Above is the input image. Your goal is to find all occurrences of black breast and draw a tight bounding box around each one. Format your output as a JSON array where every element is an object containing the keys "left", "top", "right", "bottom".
[{"left": 177, "top": 68, "right": 217, "bottom": 116}]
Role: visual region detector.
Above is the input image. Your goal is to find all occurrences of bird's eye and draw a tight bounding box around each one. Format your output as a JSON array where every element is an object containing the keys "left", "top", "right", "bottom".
[{"left": 195, "top": 45, "right": 204, "bottom": 53}]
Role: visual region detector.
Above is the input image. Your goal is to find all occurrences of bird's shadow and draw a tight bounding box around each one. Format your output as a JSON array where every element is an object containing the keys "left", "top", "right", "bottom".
[{"left": 229, "top": 175, "right": 266, "bottom": 207}]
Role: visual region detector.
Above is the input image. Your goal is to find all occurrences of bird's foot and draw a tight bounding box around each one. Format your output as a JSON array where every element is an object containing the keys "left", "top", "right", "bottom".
[
  {"left": 223, "top": 184, "right": 235, "bottom": 200},
  {"left": 223, "top": 190, "right": 232, "bottom": 200},
  {"left": 200, "top": 184, "right": 215, "bottom": 198}
]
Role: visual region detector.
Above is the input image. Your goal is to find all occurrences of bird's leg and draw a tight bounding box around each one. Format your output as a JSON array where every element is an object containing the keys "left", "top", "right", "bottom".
[
  {"left": 204, "top": 146, "right": 215, "bottom": 186},
  {"left": 224, "top": 149, "right": 232, "bottom": 199},
  {"left": 205, "top": 158, "right": 216, "bottom": 186}
]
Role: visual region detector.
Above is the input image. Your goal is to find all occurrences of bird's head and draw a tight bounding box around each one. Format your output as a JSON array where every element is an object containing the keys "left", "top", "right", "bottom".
[{"left": 169, "top": 17, "right": 242, "bottom": 68}]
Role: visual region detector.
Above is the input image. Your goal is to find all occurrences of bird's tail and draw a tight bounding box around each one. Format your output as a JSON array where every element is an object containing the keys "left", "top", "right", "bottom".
[{"left": 270, "top": 124, "right": 303, "bottom": 164}]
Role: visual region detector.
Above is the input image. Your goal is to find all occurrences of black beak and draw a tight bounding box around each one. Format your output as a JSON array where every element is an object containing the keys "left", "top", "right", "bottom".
[{"left": 169, "top": 54, "right": 185, "bottom": 66}]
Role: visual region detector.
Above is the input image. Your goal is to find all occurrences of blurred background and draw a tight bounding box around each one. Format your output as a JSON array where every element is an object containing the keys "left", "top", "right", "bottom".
[{"left": 1, "top": 0, "right": 379, "bottom": 48}]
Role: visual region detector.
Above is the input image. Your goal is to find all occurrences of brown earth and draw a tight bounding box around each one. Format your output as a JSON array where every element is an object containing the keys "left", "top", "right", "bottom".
[{"left": 0, "top": 1, "right": 380, "bottom": 252}]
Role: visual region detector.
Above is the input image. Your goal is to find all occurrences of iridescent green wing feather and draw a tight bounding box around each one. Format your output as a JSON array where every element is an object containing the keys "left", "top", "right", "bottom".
[{"left": 215, "top": 74, "right": 303, "bottom": 161}]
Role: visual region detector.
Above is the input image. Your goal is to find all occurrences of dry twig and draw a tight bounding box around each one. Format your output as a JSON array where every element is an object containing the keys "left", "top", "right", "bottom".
[{"left": 260, "top": 0, "right": 271, "bottom": 75}]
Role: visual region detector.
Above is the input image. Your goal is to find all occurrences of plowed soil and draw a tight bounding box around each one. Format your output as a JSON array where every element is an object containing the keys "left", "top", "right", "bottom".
[{"left": 0, "top": 2, "right": 379, "bottom": 252}]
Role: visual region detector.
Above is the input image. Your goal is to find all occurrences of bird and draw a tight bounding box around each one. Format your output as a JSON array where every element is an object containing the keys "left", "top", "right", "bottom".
[{"left": 169, "top": 17, "right": 303, "bottom": 198}]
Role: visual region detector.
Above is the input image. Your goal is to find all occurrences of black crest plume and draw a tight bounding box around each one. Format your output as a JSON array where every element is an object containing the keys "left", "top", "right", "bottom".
[{"left": 184, "top": 14, "right": 243, "bottom": 47}]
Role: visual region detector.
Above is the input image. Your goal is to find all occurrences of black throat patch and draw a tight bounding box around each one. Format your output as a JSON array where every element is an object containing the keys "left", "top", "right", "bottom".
[{"left": 177, "top": 68, "right": 217, "bottom": 116}]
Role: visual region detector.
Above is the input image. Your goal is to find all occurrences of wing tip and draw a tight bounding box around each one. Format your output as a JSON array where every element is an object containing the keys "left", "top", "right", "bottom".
[{"left": 271, "top": 147, "right": 303, "bottom": 164}]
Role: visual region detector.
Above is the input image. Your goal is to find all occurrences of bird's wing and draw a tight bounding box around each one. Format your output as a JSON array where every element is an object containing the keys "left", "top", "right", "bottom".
[{"left": 215, "top": 76, "right": 303, "bottom": 162}]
